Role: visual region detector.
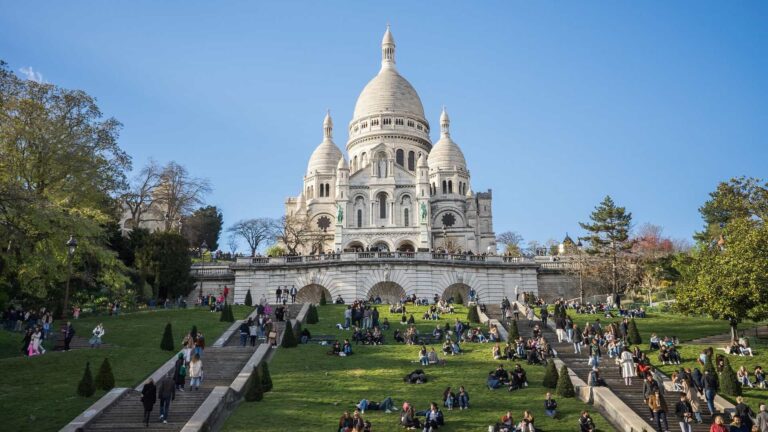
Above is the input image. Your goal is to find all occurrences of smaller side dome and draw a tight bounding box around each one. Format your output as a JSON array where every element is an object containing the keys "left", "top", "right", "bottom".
[
  {"left": 428, "top": 107, "right": 467, "bottom": 171},
  {"left": 337, "top": 155, "right": 348, "bottom": 170},
  {"left": 417, "top": 152, "right": 427, "bottom": 168},
  {"left": 307, "top": 111, "right": 343, "bottom": 175}
]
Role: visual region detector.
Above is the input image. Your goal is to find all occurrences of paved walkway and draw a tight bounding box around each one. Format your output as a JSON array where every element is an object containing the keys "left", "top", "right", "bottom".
[{"left": 81, "top": 304, "right": 301, "bottom": 432}]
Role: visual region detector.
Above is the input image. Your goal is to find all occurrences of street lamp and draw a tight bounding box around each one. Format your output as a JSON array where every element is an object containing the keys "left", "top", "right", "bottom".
[
  {"left": 62, "top": 235, "right": 78, "bottom": 319},
  {"left": 199, "top": 240, "right": 208, "bottom": 300}
]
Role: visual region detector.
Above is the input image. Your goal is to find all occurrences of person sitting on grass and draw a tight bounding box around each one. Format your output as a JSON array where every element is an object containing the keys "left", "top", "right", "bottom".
[
  {"left": 496, "top": 411, "right": 514, "bottom": 432},
  {"left": 401, "top": 403, "right": 421, "bottom": 430},
  {"left": 487, "top": 371, "right": 503, "bottom": 389},
  {"left": 755, "top": 366, "right": 766, "bottom": 388},
  {"left": 737, "top": 366, "right": 753, "bottom": 388},
  {"left": 518, "top": 410, "right": 535, "bottom": 432},
  {"left": 442, "top": 387, "right": 456, "bottom": 410},
  {"left": 401, "top": 314, "right": 408, "bottom": 325},
  {"left": 381, "top": 317, "right": 390, "bottom": 330},
  {"left": 427, "top": 348, "right": 442, "bottom": 365},
  {"left": 407, "top": 314, "right": 416, "bottom": 325},
  {"left": 544, "top": 392, "right": 558, "bottom": 417},
  {"left": 394, "top": 329, "right": 405, "bottom": 343},
  {"left": 579, "top": 411, "right": 596, "bottom": 432},
  {"left": 451, "top": 338, "right": 462, "bottom": 355},
  {"left": 342, "top": 339, "right": 353, "bottom": 355},
  {"left": 442, "top": 340, "right": 454, "bottom": 356},
  {"left": 338, "top": 411, "right": 353, "bottom": 432},
  {"left": 510, "top": 364, "right": 528, "bottom": 390},
  {"left": 419, "top": 345, "right": 429, "bottom": 366},
  {"left": 489, "top": 325, "right": 500, "bottom": 342},
  {"left": 422, "top": 402, "right": 445, "bottom": 432},
  {"left": 456, "top": 385, "right": 469, "bottom": 410},
  {"left": 350, "top": 410, "right": 367, "bottom": 432},
  {"left": 494, "top": 364, "right": 510, "bottom": 385},
  {"left": 371, "top": 327, "right": 383, "bottom": 345},
  {"left": 329, "top": 340, "right": 341, "bottom": 356},
  {"left": 357, "top": 396, "right": 396, "bottom": 414},
  {"left": 492, "top": 343, "right": 502, "bottom": 360}
]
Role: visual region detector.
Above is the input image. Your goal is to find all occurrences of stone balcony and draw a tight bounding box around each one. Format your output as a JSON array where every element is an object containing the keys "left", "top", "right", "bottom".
[{"left": 229, "top": 252, "right": 541, "bottom": 268}]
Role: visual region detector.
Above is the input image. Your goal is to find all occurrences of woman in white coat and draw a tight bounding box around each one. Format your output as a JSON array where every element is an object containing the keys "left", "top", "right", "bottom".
[{"left": 619, "top": 346, "right": 635, "bottom": 386}]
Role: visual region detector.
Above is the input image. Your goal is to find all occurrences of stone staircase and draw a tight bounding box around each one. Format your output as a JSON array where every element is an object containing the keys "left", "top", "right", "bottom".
[
  {"left": 80, "top": 305, "right": 300, "bottom": 431},
  {"left": 487, "top": 306, "right": 709, "bottom": 432}
]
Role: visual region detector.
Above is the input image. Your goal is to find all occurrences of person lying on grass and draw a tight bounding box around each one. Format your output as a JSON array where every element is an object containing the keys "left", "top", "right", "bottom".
[{"left": 356, "top": 396, "right": 396, "bottom": 414}]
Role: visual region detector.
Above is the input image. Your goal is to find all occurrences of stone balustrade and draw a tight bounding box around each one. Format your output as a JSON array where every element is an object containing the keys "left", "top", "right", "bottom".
[{"left": 230, "top": 252, "right": 541, "bottom": 267}]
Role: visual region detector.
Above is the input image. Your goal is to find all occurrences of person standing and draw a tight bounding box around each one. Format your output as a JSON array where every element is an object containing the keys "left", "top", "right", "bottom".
[
  {"left": 734, "top": 396, "right": 754, "bottom": 431},
  {"left": 675, "top": 393, "right": 694, "bottom": 432},
  {"left": 141, "top": 378, "right": 157, "bottom": 427},
  {"left": 156, "top": 373, "right": 175, "bottom": 424},
  {"left": 62, "top": 321, "right": 75, "bottom": 351},
  {"left": 540, "top": 305, "right": 549, "bottom": 327},
  {"left": 755, "top": 404, "right": 768, "bottom": 432},
  {"left": 90, "top": 323, "right": 105, "bottom": 348},
  {"left": 174, "top": 353, "right": 186, "bottom": 391},
  {"left": 710, "top": 415, "right": 727, "bottom": 432},
  {"left": 643, "top": 374, "right": 660, "bottom": 421},
  {"left": 703, "top": 370, "right": 719, "bottom": 416},
  {"left": 620, "top": 347, "right": 635, "bottom": 386},
  {"left": 647, "top": 389, "right": 669, "bottom": 432},
  {"left": 290, "top": 286, "right": 297, "bottom": 303},
  {"left": 275, "top": 287, "right": 282, "bottom": 303},
  {"left": 239, "top": 320, "right": 249, "bottom": 347},
  {"left": 188, "top": 354, "right": 203, "bottom": 391}
]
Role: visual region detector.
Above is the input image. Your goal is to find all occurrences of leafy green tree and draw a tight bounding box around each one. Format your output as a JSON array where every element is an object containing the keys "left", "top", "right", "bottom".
[
  {"left": 719, "top": 357, "right": 741, "bottom": 397},
  {"left": 95, "top": 358, "right": 115, "bottom": 391},
  {"left": 676, "top": 218, "right": 768, "bottom": 340},
  {"left": 467, "top": 306, "right": 480, "bottom": 324},
  {"left": 556, "top": 365, "right": 575, "bottom": 398},
  {"left": 0, "top": 62, "right": 132, "bottom": 306},
  {"left": 265, "top": 244, "right": 285, "bottom": 257},
  {"left": 579, "top": 195, "right": 633, "bottom": 295},
  {"left": 496, "top": 231, "right": 523, "bottom": 256},
  {"left": 694, "top": 177, "right": 768, "bottom": 243},
  {"left": 543, "top": 360, "right": 559, "bottom": 388},
  {"left": 77, "top": 362, "right": 96, "bottom": 397},
  {"left": 183, "top": 205, "right": 223, "bottom": 251},
  {"left": 161, "top": 323, "right": 174, "bottom": 351},
  {"left": 244, "top": 290, "right": 253, "bottom": 307},
  {"left": 627, "top": 319, "right": 642, "bottom": 345},
  {"left": 281, "top": 322, "right": 298, "bottom": 348},
  {"left": 136, "top": 231, "right": 193, "bottom": 299},
  {"left": 260, "top": 362, "right": 273, "bottom": 392},
  {"left": 244, "top": 365, "right": 264, "bottom": 402}
]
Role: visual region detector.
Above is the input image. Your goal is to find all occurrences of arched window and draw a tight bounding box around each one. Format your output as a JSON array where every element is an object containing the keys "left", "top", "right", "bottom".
[
  {"left": 404, "top": 208, "right": 410, "bottom": 227},
  {"left": 442, "top": 181, "right": 447, "bottom": 194},
  {"left": 448, "top": 180, "right": 453, "bottom": 194},
  {"left": 325, "top": 183, "right": 330, "bottom": 197},
  {"left": 396, "top": 149, "right": 404, "bottom": 166},
  {"left": 353, "top": 155, "right": 358, "bottom": 171},
  {"left": 377, "top": 192, "right": 387, "bottom": 219},
  {"left": 357, "top": 209, "right": 362, "bottom": 228},
  {"left": 407, "top": 151, "right": 415, "bottom": 171}
]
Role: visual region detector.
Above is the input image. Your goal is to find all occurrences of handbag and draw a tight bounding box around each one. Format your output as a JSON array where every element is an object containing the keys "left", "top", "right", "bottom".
[{"left": 268, "top": 331, "right": 277, "bottom": 339}]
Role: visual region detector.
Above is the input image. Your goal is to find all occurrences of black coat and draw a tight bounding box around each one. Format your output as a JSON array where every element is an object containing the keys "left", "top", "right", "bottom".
[{"left": 141, "top": 383, "right": 157, "bottom": 411}]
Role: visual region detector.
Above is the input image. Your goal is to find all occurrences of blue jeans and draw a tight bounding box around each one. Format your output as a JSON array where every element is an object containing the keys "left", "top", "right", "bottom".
[
  {"left": 458, "top": 395, "right": 469, "bottom": 409},
  {"left": 379, "top": 397, "right": 393, "bottom": 411},
  {"left": 190, "top": 377, "right": 201, "bottom": 389},
  {"left": 357, "top": 399, "right": 369, "bottom": 412},
  {"left": 704, "top": 389, "right": 716, "bottom": 414},
  {"left": 545, "top": 409, "right": 556, "bottom": 417},
  {"left": 159, "top": 397, "right": 171, "bottom": 419},
  {"left": 654, "top": 411, "right": 668, "bottom": 431},
  {"left": 240, "top": 333, "right": 248, "bottom": 346},
  {"left": 420, "top": 356, "right": 429, "bottom": 366},
  {"left": 445, "top": 396, "right": 454, "bottom": 409}
]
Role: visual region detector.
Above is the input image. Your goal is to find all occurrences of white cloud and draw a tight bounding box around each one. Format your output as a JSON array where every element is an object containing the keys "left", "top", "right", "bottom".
[{"left": 19, "top": 66, "right": 44, "bottom": 83}]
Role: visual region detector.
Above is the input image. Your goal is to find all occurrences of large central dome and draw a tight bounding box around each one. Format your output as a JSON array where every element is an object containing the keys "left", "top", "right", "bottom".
[{"left": 351, "top": 26, "right": 426, "bottom": 122}]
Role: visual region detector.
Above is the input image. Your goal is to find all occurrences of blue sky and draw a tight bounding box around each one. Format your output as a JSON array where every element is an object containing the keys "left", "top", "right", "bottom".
[{"left": 2, "top": 1, "right": 766, "bottom": 250}]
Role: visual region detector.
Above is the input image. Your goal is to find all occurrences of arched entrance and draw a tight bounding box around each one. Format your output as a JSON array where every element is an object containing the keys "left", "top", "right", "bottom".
[
  {"left": 367, "top": 281, "right": 406, "bottom": 304},
  {"left": 346, "top": 241, "right": 365, "bottom": 252},
  {"left": 370, "top": 241, "right": 390, "bottom": 252},
  {"left": 442, "top": 283, "right": 472, "bottom": 305},
  {"left": 296, "top": 284, "right": 332, "bottom": 304},
  {"left": 396, "top": 241, "right": 415, "bottom": 252}
]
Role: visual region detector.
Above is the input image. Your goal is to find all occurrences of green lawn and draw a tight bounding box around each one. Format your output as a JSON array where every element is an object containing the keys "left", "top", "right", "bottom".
[
  {"left": 0, "top": 306, "right": 250, "bottom": 432},
  {"left": 223, "top": 305, "right": 615, "bottom": 432}
]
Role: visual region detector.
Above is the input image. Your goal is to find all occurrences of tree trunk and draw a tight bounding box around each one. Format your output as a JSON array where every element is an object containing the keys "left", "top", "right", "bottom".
[{"left": 731, "top": 321, "right": 738, "bottom": 343}]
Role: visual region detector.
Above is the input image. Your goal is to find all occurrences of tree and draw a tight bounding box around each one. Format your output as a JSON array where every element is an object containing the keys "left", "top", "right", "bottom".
[
  {"left": 467, "top": 306, "right": 480, "bottom": 324},
  {"left": 508, "top": 319, "right": 520, "bottom": 340},
  {"left": 161, "top": 323, "right": 174, "bottom": 351},
  {"left": 556, "top": 365, "right": 575, "bottom": 397},
  {"left": 543, "top": 360, "right": 559, "bottom": 388},
  {"left": 676, "top": 217, "right": 768, "bottom": 340},
  {"left": 183, "top": 205, "right": 223, "bottom": 251},
  {"left": 260, "top": 362, "right": 273, "bottom": 392},
  {"left": 694, "top": 177, "right": 768, "bottom": 243},
  {"left": 244, "top": 290, "right": 253, "bottom": 307},
  {"left": 77, "top": 362, "right": 96, "bottom": 397},
  {"left": 228, "top": 218, "right": 278, "bottom": 257},
  {"left": 627, "top": 319, "right": 642, "bottom": 345},
  {"left": 265, "top": 244, "right": 286, "bottom": 257},
  {"left": 227, "top": 235, "right": 239, "bottom": 256},
  {"left": 121, "top": 160, "right": 162, "bottom": 230},
  {"left": 190, "top": 325, "right": 198, "bottom": 341},
  {"left": 153, "top": 161, "right": 211, "bottom": 232},
  {"left": 220, "top": 304, "right": 235, "bottom": 322},
  {"left": 95, "top": 358, "right": 115, "bottom": 391},
  {"left": 719, "top": 357, "right": 741, "bottom": 397},
  {"left": 281, "top": 322, "right": 298, "bottom": 348},
  {"left": 136, "top": 231, "right": 193, "bottom": 299},
  {"left": 275, "top": 214, "right": 315, "bottom": 255},
  {"left": 496, "top": 231, "right": 523, "bottom": 255},
  {"left": 579, "top": 195, "right": 634, "bottom": 295},
  {"left": 0, "top": 62, "right": 132, "bottom": 306},
  {"left": 306, "top": 304, "right": 319, "bottom": 324},
  {"left": 244, "top": 365, "right": 264, "bottom": 402}
]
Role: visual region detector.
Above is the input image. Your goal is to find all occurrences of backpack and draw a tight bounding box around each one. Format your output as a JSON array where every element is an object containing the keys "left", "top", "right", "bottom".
[{"left": 179, "top": 365, "right": 187, "bottom": 376}]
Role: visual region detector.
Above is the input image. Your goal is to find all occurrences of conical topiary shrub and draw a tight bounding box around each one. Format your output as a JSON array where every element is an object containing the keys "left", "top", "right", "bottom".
[
  {"left": 260, "top": 362, "right": 273, "bottom": 392},
  {"left": 319, "top": 291, "right": 327, "bottom": 306},
  {"left": 244, "top": 365, "right": 264, "bottom": 402},
  {"left": 161, "top": 323, "right": 174, "bottom": 351},
  {"left": 77, "top": 362, "right": 96, "bottom": 397},
  {"left": 556, "top": 365, "right": 575, "bottom": 398},
  {"left": 245, "top": 290, "right": 253, "bottom": 307},
  {"left": 190, "top": 325, "right": 198, "bottom": 341},
  {"left": 220, "top": 303, "right": 235, "bottom": 322},
  {"left": 627, "top": 318, "right": 642, "bottom": 345},
  {"left": 455, "top": 293, "right": 463, "bottom": 306},
  {"left": 281, "top": 322, "right": 298, "bottom": 348},
  {"left": 94, "top": 358, "right": 115, "bottom": 391},
  {"left": 467, "top": 306, "right": 480, "bottom": 324},
  {"left": 719, "top": 357, "right": 742, "bottom": 396},
  {"left": 508, "top": 319, "right": 520, "bottom": 341},
  {"left": 306, "top": 304, "right": 319, "bottom": 324},
  {"left": 543, "top": 360, "right": 559, "bottom": 388}
]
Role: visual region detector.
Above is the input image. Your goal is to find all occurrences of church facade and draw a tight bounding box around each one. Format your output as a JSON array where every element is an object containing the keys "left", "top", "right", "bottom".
[{"left": 285, "top": 27, "right": 496, "bottom": 255}]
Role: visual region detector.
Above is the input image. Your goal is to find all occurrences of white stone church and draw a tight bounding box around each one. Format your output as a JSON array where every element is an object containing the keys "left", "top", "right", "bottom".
[{"left": 286, "top": 26, "right": 496, "bottom": 255}]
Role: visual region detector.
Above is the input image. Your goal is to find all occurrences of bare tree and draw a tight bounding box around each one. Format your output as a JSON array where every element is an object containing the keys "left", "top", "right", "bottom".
[
  {"left": 154, "top": 161, "right": 211, "bottom": 231},
  {"left": 275, "top": 214, "right": 316, "bottom": 255},
  {"left": 228, "top": 218, "right": 277, "bottom": 257},
  {"left": 121, "top": 160, "right": 162, "bottom": 228},
  {"left": 496, "top": 231, "right": 524, "bottom": 255},
  {"left": 227, "top": 234, "right": 238, "bottom": 256}
]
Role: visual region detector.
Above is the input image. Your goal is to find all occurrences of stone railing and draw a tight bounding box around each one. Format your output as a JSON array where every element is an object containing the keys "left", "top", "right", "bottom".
[
  {"left": 191, "top": 266, "right": 235, "bottom": 278},
  {"left": 234, "top": 252, "right": 538, "bottom": 266}
]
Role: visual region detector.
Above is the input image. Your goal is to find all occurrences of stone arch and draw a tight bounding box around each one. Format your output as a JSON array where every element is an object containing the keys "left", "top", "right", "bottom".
[
  {"left": 296, "top": 284, "right": 332, "bottom": 304},
  {"left": 396, "top": 240, "right": 415, "bottom": 252},
  {"left": 442, "top": 283, "right": 471, "bottom": 305},
  {"left": 367, "top": 281, "right": 406, "bottom": 304},
  {"left": 370, "top": 240, "right": 392, "bottom": 252},
  {"left": 345, "top": 240, "right": 365, "bottom": 252}
]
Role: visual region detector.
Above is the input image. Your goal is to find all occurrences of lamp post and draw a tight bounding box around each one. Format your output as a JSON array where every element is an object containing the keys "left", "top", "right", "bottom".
[
  {"left": 62, "top": 235, "right": 78, "bottom": 319},
  {"left": 199, "top": 240, "right": 208, "bottom": 300}
]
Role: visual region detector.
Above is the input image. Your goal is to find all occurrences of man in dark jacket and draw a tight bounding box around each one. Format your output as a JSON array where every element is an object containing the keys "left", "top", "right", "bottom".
[
  {"left": 642, "top": 374, "right": 659, "bottom": 421},
  {"left": 157, "top": 373, "right": 175, "bottom": 424},
  {"left": 62, "top": 321, "right": 75, "bottom": 351},
  {"left": 702, "top": 370, "right": 718, "bottom": 415}
]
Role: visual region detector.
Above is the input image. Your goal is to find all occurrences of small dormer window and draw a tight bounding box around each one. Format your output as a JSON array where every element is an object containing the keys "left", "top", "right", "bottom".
[
  {"left": 372, "top": 119, "right": 379, "bottom": 126},
  {"left": 417, "top": 124, "right": 423, "bottom": 130},
  {"left": 407, "top": 120, "right": 414, "bottom": 127},
  {"left": 395, "top": 118, "right": 404, "bottom": 126},
  {"left": 362, "top": 122, "right": 368, "bottom": 128},
  {"left": 354, "top": 126, "right": 359, "bottom": 132},
  {"left": 383, "top": 118, "right": 391, "bottom": 125}
]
